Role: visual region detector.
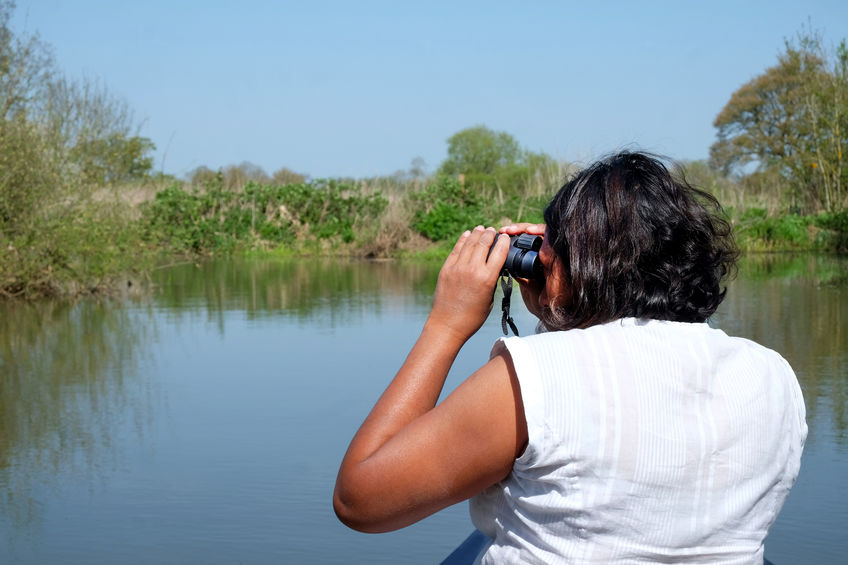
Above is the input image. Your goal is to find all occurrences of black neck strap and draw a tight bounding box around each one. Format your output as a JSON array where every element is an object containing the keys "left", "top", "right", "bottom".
[{"left": 499, "top": 273, "right": 520, "bottom": 337}]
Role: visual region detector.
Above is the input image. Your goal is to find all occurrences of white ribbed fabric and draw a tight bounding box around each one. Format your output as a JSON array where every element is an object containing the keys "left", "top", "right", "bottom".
[{"left": 469, "top": 318, "right": 806, "bottom": 565}]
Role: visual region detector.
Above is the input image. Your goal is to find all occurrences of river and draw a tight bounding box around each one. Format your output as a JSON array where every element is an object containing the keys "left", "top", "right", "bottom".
[{"left": 1, "top": 254, "right": 845, "bottom": 564}]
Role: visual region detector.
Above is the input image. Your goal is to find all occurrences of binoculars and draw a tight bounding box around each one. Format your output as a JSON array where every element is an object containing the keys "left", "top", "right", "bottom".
[{"left": 492, "top": 234, "right": 543, "bottom": 280}]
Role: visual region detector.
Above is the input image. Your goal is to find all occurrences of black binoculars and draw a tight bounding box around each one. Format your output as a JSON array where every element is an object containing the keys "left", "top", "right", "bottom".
[{"left": 491, "top": 234, "right": 543, "bottom": 280}]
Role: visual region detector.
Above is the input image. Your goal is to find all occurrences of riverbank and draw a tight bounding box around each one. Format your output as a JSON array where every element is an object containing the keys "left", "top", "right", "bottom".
[{"left": 2, "top": 175, "right": 846, "bottom": 300}]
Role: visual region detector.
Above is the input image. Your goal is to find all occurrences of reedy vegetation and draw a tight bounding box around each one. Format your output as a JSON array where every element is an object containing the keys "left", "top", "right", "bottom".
[{"left": 0, "top": 1, "right": 846, "bottom": 299}]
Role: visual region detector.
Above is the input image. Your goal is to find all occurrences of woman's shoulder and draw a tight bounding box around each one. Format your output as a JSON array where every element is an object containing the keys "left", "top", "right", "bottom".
[
  {"left": 500, "top": 317, "right": 711, "bottom": 345},
  {"left": 495, "top": 317, "right": 794, "bottom": 370}
]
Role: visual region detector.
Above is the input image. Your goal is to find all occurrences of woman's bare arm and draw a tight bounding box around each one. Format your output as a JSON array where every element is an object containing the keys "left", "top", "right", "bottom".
[{"left": 333, "top": 227, "right": 528, "bottom": 533}]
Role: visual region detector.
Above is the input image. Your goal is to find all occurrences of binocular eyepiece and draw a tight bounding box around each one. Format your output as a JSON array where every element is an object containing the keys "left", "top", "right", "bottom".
[{"left": 491, "top": 233, "right": 543, "bottom": 280}]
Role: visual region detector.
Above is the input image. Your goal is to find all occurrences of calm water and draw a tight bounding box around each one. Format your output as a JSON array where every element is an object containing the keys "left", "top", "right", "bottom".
[{"left": 1, "top": 255, "right": 846, "bottom": 564}]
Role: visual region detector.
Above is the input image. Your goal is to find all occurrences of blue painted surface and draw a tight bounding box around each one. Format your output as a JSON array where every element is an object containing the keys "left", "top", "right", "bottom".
[
  {"left": 443, "top": 530, "right": 780, "bottom": 564},
  {"left": 441, "top": 530, "right": 488, "bottom": 565}
]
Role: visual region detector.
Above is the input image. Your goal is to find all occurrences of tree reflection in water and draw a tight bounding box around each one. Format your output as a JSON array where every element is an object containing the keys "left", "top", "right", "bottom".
[
  {"left": 716, "top": 254, "right": 847, "bottom": 447},
  {"left": 151, "top": 257, "right": 440, "bottom": 325},
  {"left": 0, "top": 299, "right": 155, "bottom": 539}
]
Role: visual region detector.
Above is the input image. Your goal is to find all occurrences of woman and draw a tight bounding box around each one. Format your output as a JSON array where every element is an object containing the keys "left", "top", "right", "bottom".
[{"left": 333, "top": 152, "right": 806, "bottom": 564}]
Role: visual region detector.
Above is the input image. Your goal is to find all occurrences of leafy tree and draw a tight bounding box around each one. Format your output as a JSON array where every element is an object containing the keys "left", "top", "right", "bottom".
[
  {"left": 1, "top": 0, "right": 154, "bottom": 297},
  {"left": 2, "top": 1, "right": 154, "bottom": 188},
  {"left": 44, "top": 75, "right": 155, "bottom": 184},
  {"left": 71, "top": 133, "right": 155, "bottom": 184},
  {"left": 0, "top": 116, "right": 58, "bottom": 232},
  {"left": 710, "top": 29, "right": 847, "bottom": 212},
  {"left": 437, "top": 125, "right": 563, "bottom": 203},
  {"left": 439, "top": 125, "right": 522, "bottom": 177},
  {"left": 805, "top": 40, "right": 848, "bottom": 212}
]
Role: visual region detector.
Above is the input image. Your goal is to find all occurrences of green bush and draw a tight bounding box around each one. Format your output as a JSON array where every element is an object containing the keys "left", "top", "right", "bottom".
[
  {"left": 142, "top": 179, "right": 387, "bottom": 253},
  {"left": 738, "top": 207, "right": 768, "bottom": 222},
  {"left": 736, "top": 214, "right": 810, "bottom": 249},
  {"left": 271, "top": 180, "right": 386, "bottom": 242},
  {"left": 815, "top": 210, "right": 848, "bottom": 232},
  {"left": 0, "top": 1, "right": 156, "bottom": 297},
  {"left": 413, "top": 201, "right": 486, "bottom": 242},
  {"left": 813, "top": 211, "right": 848, "bottom": 252},
  {"left": 1, "top": 202, "right": 149, "bottom": 298},
  {"left": 410, "top": 177, "right": 488, "bottom": 241},
  {"left": 0, "top": 118, "right": 59, "bottom": 235}
]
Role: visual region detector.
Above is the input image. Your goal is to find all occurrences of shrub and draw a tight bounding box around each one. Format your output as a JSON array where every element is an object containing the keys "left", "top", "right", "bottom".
[
  {"left": 813, "top": 210, "right": 848, "bottom": 251},
  {"left": 735, "top": 213, "right": 810, "bottom": 249},
  {"left": 142, "top": 180, "right": 387, "bottom": 253},
  {"left": 410, "top": 177, "right": 488, "bottom": 241}
]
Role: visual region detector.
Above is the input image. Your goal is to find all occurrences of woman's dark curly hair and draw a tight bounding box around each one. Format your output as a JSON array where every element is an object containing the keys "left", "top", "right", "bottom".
[{"left": 542, "top": 151, "right": 738, "bottom": 331}]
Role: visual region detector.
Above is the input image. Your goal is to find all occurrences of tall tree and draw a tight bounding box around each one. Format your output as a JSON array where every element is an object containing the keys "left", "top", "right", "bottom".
[
  {"left": 437, "top": 125, "right": 562, "bottom": 200},
  {"left": 805, "top": 40, "right": 848, "bottom": 212},
  {"left": 439, "top": 125, "right": 522, "bottom": 176},
  {"left": 710, "top": 30, "right": 847, "bottom": 212}
]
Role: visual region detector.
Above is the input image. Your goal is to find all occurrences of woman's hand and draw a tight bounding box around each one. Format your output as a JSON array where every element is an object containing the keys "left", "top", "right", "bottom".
[
  {"left": 427, "top": 226, "right": 509, "bottom": 344},
  {"left": 499, "top": 223, "right": 547, "bottom": 320}
]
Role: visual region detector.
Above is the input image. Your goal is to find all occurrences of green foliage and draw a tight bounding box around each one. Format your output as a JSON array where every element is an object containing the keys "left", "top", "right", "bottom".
[
  {"left": 440, "top": 125, "right": 523, "bottom": 176},
  {"left": 410, "top": 177, "right": 488, "bottom": 241},
  {"left": 408, "top": 143, "right": 554, "bottom": 241},
  {"left": 0, "top": 106, "right": 149, "bottom": 297},
  {"left": 143, "top": 184, "right": 220, "bottom": 252},
  {"left": 740, "top": 215, "right": 809, "bottom": 247},
  {"left": 738, "top": 207, "right": 768, "bottom": 222},
  {"left": 413, "top": 202, "right": 485, "bottom": 242},
  {"left": 731, "top": 209, "right": 848, "bottom": 251},
  {"left": 0, "top": 116, "right": 58, "bottom": 231},
  {"left": 44, "top": 74, "right": 156, "bottom": 182},
  {"left": 813, "top": 210, "right": 848, "bottom": 251},
  {"left": 1, "top": 201, "right": 150, "bottom": 298},
  {"left": 72, "top": 134, "right": 155, "bottom": 184},
  {"left": 0, "top": 0, "right": 156, "bottom": 297},
  {"left": 710, "top": 28, "right": 848, "bottom": 212},
  {"left": 437, "top": 125, "right": 565, "bottom": 202},
  {"left": 142, "top": 179, "right": 388, "bottom": 253},
  {"left": 815, "top": 210, "right": 848, "bottom": 232},
  {"left": 6, "top": 3, "right": 848, "bottom": 300}
]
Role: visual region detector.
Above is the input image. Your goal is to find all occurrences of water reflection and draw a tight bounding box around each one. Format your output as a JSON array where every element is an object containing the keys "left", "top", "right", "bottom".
[
  {"left": 0, "top": 300, "right": 155, "bottom": 540},
  {"left": 152, "top": 258, "right": 439, "bottom": 323},
  {"left": 151, "top": 254, "right": 848, "bottom": 444},
  {"left": 717, "top": 254, "right": 847, "bottom": 446},
  {"left": 0, "top": 254, "right": 845, "bottom": 563}
]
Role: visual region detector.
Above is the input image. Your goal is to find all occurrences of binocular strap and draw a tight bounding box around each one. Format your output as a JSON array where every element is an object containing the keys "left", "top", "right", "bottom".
[{"left": 499, "top": 273, "right": 520, "bottom": 337}]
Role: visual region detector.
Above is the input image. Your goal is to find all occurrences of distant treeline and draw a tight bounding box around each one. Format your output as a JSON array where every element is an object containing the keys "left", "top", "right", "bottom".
[{"left": 1, "top": 0, "right": 846, "bottom": 298}]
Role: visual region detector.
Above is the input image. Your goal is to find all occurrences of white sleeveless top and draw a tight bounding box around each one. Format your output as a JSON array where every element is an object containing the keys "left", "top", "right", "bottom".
[{"left": 469, "top": 318, "right": 806, "bottom": 565}]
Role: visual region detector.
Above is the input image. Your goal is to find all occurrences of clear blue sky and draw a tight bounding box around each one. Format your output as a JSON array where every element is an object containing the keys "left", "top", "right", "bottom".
[{"left": 11, "top": 1, "right": 848, "bottom": 179}]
